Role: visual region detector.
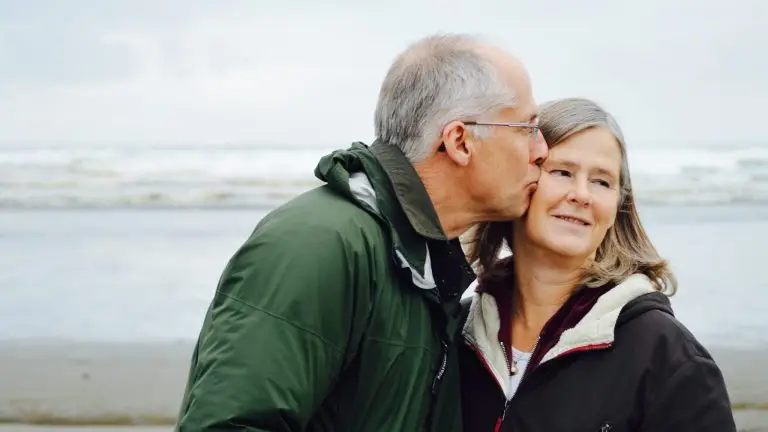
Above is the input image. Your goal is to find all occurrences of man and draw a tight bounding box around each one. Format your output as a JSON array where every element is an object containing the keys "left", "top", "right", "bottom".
[{"left": 175, "top": 33, "right": 547, "bottom": 431}]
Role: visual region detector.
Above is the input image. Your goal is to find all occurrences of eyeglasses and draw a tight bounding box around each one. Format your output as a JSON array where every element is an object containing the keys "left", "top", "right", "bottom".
[
  {"left": 463, "top": 121, "right": 541, "bottom": 141},
  {"left": 437, "top": 120, "right": 541, "bottom": 152}
]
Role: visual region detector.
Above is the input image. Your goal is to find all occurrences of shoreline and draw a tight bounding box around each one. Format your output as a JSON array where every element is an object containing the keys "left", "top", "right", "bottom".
[{"left": 1, "top": 340, "right": 767, "bottom": 428}]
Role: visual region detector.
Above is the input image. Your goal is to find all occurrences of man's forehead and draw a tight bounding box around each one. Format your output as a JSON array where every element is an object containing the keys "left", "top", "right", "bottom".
[
  {"left": 488, "top": 49, "right": 535, "bottom": 117},
  {"left": 497, "top": 99, "right": 537, "bottom": 121},
  {"left": 511, "top": 85, "right": 537, "bottom": 120},
  {"left": 514, "top": 103, "right": 538, "bottom": 122}
]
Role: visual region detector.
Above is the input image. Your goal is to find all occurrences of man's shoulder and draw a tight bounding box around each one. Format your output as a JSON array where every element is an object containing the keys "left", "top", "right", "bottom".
[
  {"left": 246, "top": 185, "right": 389, "bottom": 253},
  {"left": 217, "top": 186, "right": 393, "bottom": 301}
]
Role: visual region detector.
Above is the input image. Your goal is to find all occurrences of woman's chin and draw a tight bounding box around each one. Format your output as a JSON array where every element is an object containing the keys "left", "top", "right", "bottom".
[{"left": 542, "top": 241, "right": 593, "bottom": 261}]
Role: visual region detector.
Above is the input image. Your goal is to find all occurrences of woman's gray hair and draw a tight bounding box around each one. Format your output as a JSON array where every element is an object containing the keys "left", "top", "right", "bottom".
[
  {"left": 468, "top": 97, "right": 678, "bottom": 295},
  {"left": 374, "top": 34, "right": 517, "bottom": 163}
]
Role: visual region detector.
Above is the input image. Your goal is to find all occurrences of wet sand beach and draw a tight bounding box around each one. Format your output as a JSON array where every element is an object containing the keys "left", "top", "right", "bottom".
[{"left": 0, "top": 428, "right": 171, "bottom": 432}]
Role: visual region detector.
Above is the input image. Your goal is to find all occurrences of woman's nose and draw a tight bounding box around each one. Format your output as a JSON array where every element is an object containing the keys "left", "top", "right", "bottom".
[{"left": 567, "top": 180, "right": 592, "bottom": 207}]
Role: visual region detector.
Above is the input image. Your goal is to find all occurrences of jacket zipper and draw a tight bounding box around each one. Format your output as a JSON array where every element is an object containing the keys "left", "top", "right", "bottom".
[
  {"left": 499, "top": 341, "right": 512, "bottom": 375},
  {"left": 497, "top": 336, "right": 541, "bottom": 429},
  {"left": 430, "top": 340, "right": 449, "bottom": 394},
  {"left": 495, "top": 340, "right": 613, "bottom": 431}
]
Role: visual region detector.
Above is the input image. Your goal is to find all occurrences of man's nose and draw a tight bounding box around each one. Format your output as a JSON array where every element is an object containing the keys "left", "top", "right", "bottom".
[{"left": 530, "top": 134, "right": 548, "bottom": 165}]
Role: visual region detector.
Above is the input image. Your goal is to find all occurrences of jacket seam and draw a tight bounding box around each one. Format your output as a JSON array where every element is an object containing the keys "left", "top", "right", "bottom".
[
  {"left": 366, "top": 336, "right": 435, "bottom": 351},
  {"left": 645, "top": 354, "right": 712, "bottom": 422},
  {"left": 216, "top": 290, "right": 345, "bottom": 356}
]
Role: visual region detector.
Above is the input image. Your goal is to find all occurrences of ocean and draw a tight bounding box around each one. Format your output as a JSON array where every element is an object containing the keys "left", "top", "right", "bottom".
[
  {"left": 1, "top": 143, "right": 768, "bottom": 430},
  {"left": 1, "top": 141, "right": 768, "bottom": 209},
  {"left": 3, "top": 205, "right": 767, "bottom": 345}
]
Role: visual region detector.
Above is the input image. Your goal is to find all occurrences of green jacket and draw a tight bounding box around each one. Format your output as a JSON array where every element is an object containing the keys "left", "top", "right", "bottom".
[{"left": 176, "top": 141, "right": 475, "bottom": 431}]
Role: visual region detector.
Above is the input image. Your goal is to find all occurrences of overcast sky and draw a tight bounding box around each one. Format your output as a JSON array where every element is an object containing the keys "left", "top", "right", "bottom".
[{"left": 0, "top": 0, "right": 765, "bottom": 147}]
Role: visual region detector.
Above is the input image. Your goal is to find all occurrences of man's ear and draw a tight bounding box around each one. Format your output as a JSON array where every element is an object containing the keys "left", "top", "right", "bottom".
[{"left": 440, "top": 120, "right": 474, "bottom": 166}]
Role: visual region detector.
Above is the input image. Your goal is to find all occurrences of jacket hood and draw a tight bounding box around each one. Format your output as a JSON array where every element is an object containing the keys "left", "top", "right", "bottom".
[
  {"left": 616, "top": 289, "right": 674, "bottom": 326},
  {"left": 314, "top": 142, "right": 369, "bottom": 200},
  {"left": 539, "top": 275, "right": 673, "bottom": 363}
]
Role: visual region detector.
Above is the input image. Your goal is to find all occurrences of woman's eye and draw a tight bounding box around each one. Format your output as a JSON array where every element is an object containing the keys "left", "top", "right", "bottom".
[
  {"left": 593, "top": 179, "right": 611, "bottom": 188},
  {"left": 550, "top": 169, "right": 571, "bottom": 177}
]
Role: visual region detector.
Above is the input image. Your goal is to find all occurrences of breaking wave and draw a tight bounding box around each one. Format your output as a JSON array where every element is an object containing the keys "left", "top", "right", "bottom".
[{"left": 2, "top": 143, "right": 768, "bottom": 208}]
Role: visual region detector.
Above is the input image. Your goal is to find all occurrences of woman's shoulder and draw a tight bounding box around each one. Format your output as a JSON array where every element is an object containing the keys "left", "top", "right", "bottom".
[
  {"left": 617, "top": 292, "right": 716, "bottom": 364},
  {"left": 615, "top": 293, "right": 734, "bottom": 430}
]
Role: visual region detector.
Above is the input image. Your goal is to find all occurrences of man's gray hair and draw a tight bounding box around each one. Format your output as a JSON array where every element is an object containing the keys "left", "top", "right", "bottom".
[{"left": 374, "top": 34, "right": 517, "bottom": 163}]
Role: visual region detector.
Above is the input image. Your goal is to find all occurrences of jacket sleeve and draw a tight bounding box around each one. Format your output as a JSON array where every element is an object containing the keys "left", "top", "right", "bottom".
[
  {"left": 640, "top": 354, "right": 737, "bottom": 432},
  {"left": 175, "top": 220, "right": 374, "bottom": 431}
]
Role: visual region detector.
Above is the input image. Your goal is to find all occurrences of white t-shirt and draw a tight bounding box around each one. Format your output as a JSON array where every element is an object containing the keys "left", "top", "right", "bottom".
[{"left": 507, "top": 346, "right": 533, "bottom": 400}]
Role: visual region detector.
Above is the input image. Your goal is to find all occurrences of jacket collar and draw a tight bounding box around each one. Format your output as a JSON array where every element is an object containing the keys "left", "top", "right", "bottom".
[
  {"left": 313, "top": 141, "right": 449, "bottom": 291},
  {"left": 463, "top": 274, "right": 658, "bottom": 398},
  {"left": 369, "top": 140, "right": 447, "bottom": 241}
]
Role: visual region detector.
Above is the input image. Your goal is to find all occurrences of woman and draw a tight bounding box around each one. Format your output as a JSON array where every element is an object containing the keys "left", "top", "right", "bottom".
[{"left": 459, "top": 98, "right": 736, "bottom": 431}]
